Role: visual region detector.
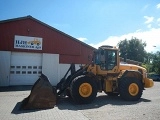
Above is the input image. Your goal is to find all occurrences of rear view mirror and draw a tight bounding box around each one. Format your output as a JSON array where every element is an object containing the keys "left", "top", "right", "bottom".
[{"left": 88, "top": 54, "right": 92, "bottom": 62}]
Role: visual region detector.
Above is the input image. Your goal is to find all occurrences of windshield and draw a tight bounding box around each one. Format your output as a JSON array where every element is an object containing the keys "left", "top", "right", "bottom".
[{"left": 93, "top": 49, "right": 117, "bottom": 70}]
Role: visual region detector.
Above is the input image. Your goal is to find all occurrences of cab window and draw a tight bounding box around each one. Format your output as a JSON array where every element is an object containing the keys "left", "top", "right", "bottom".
[
  {"left": 107, "top": 50, "right": 117, "bottom": 70},
  {"left": 99, "top": 50, "right": 117, "bottom": 70},
  {"left": 93, "top": 50, "right": 117, "bottom": 70}
]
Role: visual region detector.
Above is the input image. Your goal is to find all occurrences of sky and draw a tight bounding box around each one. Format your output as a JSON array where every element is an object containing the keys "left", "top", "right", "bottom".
[{"left": 0, "top": 0, "right": 160, "bottom": 53}]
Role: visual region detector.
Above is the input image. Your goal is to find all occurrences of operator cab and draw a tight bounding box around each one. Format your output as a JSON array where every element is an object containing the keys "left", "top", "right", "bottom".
[{"left": 93, "top": 46, "right": 118, "bottom": 71}]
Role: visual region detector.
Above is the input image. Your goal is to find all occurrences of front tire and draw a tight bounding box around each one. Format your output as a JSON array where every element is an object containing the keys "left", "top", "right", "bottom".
[
  {"left": 119, "top": 77, "right": 143, "bottom": 101},
  {"left": 70, "top": 75, "right": 97, "bottom": 104}
]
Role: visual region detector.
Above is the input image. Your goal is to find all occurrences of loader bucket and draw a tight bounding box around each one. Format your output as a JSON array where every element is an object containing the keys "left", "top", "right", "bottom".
[{"left": 21, "top": 74, "right": 57, "bottom": 110}]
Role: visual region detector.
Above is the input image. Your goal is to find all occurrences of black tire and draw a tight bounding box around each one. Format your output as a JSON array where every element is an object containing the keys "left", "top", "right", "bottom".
[
  {"left": 119, "top": 77, "right": 143, "bottom": 101},
  {"left": 70, "top": 75, "right": 97, "bottom": 104},
  {"left": 65, "top": 89, "right": 71, "bottom": 97},
  {"left": 106, "top": 92, "right": 119, "bottom": 96}
]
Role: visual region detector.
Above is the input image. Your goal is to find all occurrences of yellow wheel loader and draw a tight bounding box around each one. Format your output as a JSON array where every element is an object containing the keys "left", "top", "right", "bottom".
[{"left": 22, "top": 45, "right": 154, "bottom": 109}]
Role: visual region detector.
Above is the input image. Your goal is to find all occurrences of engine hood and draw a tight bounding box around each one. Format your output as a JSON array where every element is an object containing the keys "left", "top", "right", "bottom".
[{"left": 119, "top": 63, "right": 146, "bottom": 72}]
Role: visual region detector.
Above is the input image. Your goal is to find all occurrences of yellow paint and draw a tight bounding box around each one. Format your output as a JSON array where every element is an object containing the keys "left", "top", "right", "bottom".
[
  {"left": 119, "top": 64, "right": 146, "bottom": 72},
  {"left": 144, "top": 78, "right": 154, "bottom": 88},
  {"left": 79, "top": 83, "right": 92, "bottom": 97},
  {"left": 87, "top": 64, "right": 97, "bottom": 75},
  {"left": 129, "top": 83, "right": 139, "bottom": 96},
  {"left": 105, "top": 80, "right": 112, "bottom": 92},
  {"left": 28, "top": 38, "right": 41, "bottom": 45}
]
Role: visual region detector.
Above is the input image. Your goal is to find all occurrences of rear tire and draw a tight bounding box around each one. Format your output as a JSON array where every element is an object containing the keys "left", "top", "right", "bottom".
[
  {"left": 119, "top": 77, "right": 143, "bottom": 101},
  {"left": 70, "top": 75, "right": 97, "bottom": 104}
]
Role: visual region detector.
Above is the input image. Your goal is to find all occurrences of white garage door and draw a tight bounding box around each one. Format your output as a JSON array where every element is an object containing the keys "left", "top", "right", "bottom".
[{"left": 10, "top": 52, "right": 42, "bottom": 85}]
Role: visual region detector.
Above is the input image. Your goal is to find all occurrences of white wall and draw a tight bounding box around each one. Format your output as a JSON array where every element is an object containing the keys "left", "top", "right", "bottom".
[
  {"left": 58, "top": 64, "right": 80, "bottom": 82},
  {"left": 9, "top": 52, "right": 42, "bottom": 85},
  {"left": 0, "top": 52, "right": 82, "bottom": 86},
  {"left": 42, "top": 53, "right": 82, "bottom": 86},
  {"left": 0, "top": 51, "right": 11, "bottom": 86},
  {"left": 42, "top": 53, "right": 59, "bottom": 86},
  {"left": 42, "top": 53, "right": 81, "bottom": 86}
]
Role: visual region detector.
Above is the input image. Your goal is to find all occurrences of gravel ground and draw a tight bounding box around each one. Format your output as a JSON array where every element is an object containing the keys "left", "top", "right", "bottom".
[{"left": 0, "top": 81, "right": 159, "bottom": 120}]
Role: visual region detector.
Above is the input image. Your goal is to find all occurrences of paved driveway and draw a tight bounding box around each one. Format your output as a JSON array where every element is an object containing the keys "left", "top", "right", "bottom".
[{"left": 0, "top": 82, "right": 160, "bottom": 120}]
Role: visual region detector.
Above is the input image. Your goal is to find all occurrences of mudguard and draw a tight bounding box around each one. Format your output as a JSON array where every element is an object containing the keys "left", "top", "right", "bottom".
[{"left": 120, "top": 70, "right": 142, "bottom": 81}]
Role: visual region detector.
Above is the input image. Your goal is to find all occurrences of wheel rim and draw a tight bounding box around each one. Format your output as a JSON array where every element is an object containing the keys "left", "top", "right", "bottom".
[
  {"left": 128, "top": 83, "right": 139, "bottom": 96},
  {"left": 79, "top": 83, "right": 92, "bottom": 97}
]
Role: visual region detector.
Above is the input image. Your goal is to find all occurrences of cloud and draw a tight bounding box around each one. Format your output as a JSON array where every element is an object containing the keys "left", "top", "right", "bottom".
[
  {"left": 144, "top": 16, "right": 154, "bottom": 24},
  {"left": 157, "top": 18, "right": 160, "bottom": 26},
  {"left": 77, "top": 37, "right": 88, "bottom": 42},
  {"left": 89, "top": 28, "right": 160, "bottom": 53},
  {"left": 157, "top": 18, "right": 160, "bottom": 22},
  {"left": 141, "top": 4, "right": 149, "bottom": 12},
  {"left": 136, "top": 29, "right": 142, "bottom": 32},
  {"left": 147, "top": 24, "right": 152, "bottom": 28},
  {"left": 156, "top": 3, "right": 160, "bottom": 9}
]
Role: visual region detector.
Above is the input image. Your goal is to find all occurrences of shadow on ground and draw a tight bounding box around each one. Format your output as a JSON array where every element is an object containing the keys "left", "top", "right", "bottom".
[
  {"left": 0, "top": 85, "right": 32, "bottom": 92},
  {"left": 11, "top": 94, "right": 151, "bottom": 114},
  {"left": 8, "top": 85, "right": 151, "bottom": 113},
  {"left": 11, "top": 100, "right": 53, "bottom": 114},
  {"left": 11, "top": 101, "right": 37, "bottom": 114},
  {"left": 57, "top": 95, "right": 151, "bottom": 110}
]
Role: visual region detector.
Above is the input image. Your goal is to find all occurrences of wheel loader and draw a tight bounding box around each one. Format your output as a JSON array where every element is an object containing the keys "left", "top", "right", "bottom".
[{"left": 22, "top": 45, "right": 154, "bottom": 109}]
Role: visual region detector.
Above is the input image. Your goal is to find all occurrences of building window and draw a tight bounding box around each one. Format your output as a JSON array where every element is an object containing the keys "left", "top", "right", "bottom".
[
  {"left": 22, "top": 66, "right": 26, "bottom": 69},
  {"left": 28, "top": 66, "right": 32, "bottom": 69}
]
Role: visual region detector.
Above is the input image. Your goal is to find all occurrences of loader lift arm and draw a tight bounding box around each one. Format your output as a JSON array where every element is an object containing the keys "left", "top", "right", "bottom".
[
  {"left": 56, "top": 63, "right": 76, "bottom": 95},
  {"left": 56, "top": 63, "right": 89, "bottom": 96}
]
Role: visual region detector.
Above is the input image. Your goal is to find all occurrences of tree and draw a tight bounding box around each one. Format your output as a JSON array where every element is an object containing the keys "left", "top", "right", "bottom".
[
  {"left": 152, "top": 51, "right": 160, "bottom": 74},
  {"left": 145, "top": 52, "right": 154, "bottom": 64},
  {"left": 117, "top": 37, "right": 147, "bottom": 62}
]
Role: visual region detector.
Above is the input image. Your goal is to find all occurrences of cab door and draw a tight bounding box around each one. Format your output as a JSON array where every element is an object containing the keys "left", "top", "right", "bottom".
[
  {"left": 97, "top": 50, "right": 119, "bottom": 74},
  {"left": 106, "top": 50, "right": 117, "bottom": 71}
]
